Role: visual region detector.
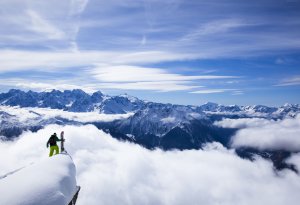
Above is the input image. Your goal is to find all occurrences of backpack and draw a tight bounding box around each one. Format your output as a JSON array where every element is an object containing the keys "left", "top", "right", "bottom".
[{"left": 49, "top": 135, "right": 56, "bottom": 146}]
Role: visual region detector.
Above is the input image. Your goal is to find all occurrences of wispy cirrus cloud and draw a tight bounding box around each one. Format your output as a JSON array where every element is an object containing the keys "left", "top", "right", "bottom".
[
  {"left": 180, "top": 19, "right": 249, "bottom": 42},
  {"left": 26, "top": 10, "right": 66, "bottom": 40},
  {"left": 69, "top": 0, "right": 89, "bottom": 16},
  {"left": 0, "top": 0, "right": 88, "bottom": 49},
  {"left": 275, "top": 76, "right": 300, "bottom": 86},
  {"left": 190, "top": 89, "right": 239, "bottom": 94},
  {"left": 90, "top": 65, "right": 238, "bottom": 92},
  {"left": 1, "top": 0, "right": 300, "bottom": 54},
  {"left": 91, "top": 65, "right": 237, "bottom": 82},
  {"left": 0, "top": 60, "right": 239, "bottom": 92},
  {"left": 0, "top": 64, "right": 237, "bottom": 92},
  {"left": 0, "top": 50, "right": 199, "bottom": 72},
  {"left": 97, "top": 81, "right": 201, "bottom": 92},
  {"left": 0, "top": 79, "right": 200, "bottom": 92}
]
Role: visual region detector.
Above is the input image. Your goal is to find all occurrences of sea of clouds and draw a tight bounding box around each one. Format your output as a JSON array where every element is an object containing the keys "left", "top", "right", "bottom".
[
  {"left": 215, "top": 114, "right": 300, "bottom": 151},
  {"left": 1, "top": 124, "right": 300, "bottom": 205},
  {"left": 0, "top": 106, "right": 133, "bottom": 123}
]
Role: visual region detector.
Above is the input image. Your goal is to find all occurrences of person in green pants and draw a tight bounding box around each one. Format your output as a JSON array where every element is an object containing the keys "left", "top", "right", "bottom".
[{"left": 47, "top": 133, "right": 62, "bottom": 157}]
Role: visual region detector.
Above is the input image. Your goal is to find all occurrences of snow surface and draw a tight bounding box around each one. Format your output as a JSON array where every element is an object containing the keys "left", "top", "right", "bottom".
[{"left": 0, "top": 154, "right": 77, "bottom": 205}]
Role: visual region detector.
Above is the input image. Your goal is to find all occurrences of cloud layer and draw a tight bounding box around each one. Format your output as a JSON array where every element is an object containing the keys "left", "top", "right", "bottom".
[
  {"left": 1, "top": 124, "right": 300, "bottom": 205},
  {"left": 216, "top": 115, "right": 300, "bottom": 151},
  {"left": 0, "top": 106, "right": 133, "bottom": 124},
  {"left": 214, "top": 117, "right": 273, "bottom": 129}
]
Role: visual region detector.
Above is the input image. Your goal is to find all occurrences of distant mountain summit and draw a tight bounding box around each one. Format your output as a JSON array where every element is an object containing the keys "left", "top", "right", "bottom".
[
  {"left": 0, "top": 89, "right": 144, "bottom": 114},
  {"left": 1, "top": 89, "right": 299, "bottom": 117}
]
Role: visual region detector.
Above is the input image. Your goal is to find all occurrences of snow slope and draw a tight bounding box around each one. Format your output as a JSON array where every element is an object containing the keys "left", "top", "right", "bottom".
[{"left": 0, "top": 154, "right": 77, "bottom": 205}]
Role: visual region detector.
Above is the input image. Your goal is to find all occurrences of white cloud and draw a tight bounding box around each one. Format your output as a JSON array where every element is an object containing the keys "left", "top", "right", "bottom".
[
  {"left": 287, "top": 153, "right": 300, "bottom": 170},
  {"left": 1, "top": 78, "right": 199, "bottom": 92},
  {"left": 140, "top": 35, "right": 147, "bottom": 45},
  {"left": 89, "top": 65, "right": 237, "bottom": 92},
  {"left": 1, "top": 125, "right": 300, "bottom": 205},
  {"left": 26, "top": 10, "right": 66, "bottom": 40},
  {"left": 69, "top": 0, "right": 89, "bottom": 16},
  {"left": 0, "top": 0, "right": 88, "bottom": 49},
  {"left": 0, "top": 50, "right": 239, "bottom": 92},
  {"left": 181, "top": 19, "right": 248, "bottom": 41},
  {"left": 0, "top": 106, "right": 133, "bottom": 124},
  {"left": 216, "top": 115, "right": 300, "bottom": 151},
  {"left": 190, "top": 89, "right": 237, "bottom": 94},
  {"left": 276, "top": 76, "right": 300, "bottom": 86},
  {"left": 0, "top": 50, "right": 197, "bottom": 72},
  {"left": 161, "top": 116, "right": 176, "bottom": 123},
  {"left": 231, "top": 90, "right": 244, "bottom": 95},
  {"left": 97, "top": 81, "right": 201, "bottom": 92},
  {"left": 91, "top": 65, "right": 236, "bottom": 82},
  {"left": 214, "top": 118, "right": 273, "bottom": 129}
]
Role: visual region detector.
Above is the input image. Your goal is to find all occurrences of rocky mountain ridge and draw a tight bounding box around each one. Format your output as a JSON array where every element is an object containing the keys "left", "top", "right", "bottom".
[{"left": 1, "top": 89, "right": 299, "bottom": 117}]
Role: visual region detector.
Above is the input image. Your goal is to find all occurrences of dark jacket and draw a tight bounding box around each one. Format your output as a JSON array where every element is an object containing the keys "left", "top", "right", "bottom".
[{"left": 47, "top": 134, "right": 61, "bottom": 147}]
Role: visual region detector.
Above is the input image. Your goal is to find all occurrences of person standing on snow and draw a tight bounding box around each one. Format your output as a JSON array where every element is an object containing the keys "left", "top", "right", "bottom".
[{"left": 47, "top": 133, "right": 62, "bottom": 157}]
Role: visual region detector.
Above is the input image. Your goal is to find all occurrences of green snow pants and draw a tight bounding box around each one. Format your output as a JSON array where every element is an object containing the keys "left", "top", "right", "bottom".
[{"left": 49, "top": 145, "right": 59, "bottom": 157}]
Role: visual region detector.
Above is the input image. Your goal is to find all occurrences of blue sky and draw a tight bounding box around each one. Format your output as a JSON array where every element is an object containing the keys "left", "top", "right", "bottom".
[{"left": 0, "top": 0, "right": 300, "bottom": 106}]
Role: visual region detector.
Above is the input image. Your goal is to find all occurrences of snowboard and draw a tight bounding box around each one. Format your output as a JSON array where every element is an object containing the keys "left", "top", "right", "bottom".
[{"left": 60, "top": 131, "right": 65, "bottom": 152}]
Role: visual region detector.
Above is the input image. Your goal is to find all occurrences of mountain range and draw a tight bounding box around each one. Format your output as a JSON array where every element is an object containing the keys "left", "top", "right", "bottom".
[
  {"left": 1, "top": 89, "right": 299, "bottom": 116},
  {"left": 1, "top": 89, "right": 299, "bottom": 172}
]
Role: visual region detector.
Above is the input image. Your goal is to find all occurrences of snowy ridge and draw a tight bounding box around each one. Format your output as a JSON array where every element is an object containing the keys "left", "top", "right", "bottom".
[
  {"left": 0, "top": 89, "right": 144, "bottom": 114},
  {"left": 0, "top": 154, "right": 77, "bottom": 205},
  {"left": 198, "top": 102, "right": 300, "bottom": 118},
  {"left": 1, "top": 89, "right": 299, "bottom": 118}
]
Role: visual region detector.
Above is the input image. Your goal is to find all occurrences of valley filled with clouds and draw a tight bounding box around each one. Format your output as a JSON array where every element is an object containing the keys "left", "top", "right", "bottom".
[
  {"left": 215, "top": 115, "right": 300, "bottom": 151},
  {"left": 1, "top": 123, "right": 300, "bottom": 205}
]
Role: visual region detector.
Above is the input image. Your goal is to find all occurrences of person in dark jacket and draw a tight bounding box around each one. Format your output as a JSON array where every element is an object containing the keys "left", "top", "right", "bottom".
[{"left": 47, "top": 133, "right": 61, "bottom": 157}]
